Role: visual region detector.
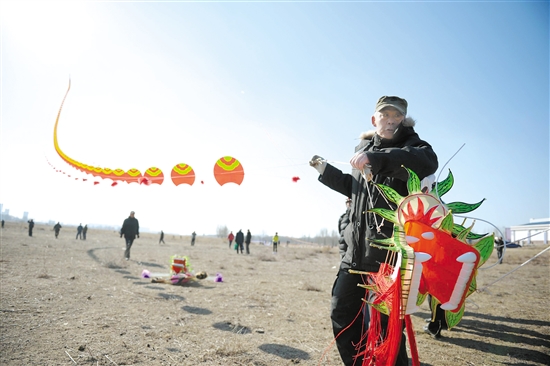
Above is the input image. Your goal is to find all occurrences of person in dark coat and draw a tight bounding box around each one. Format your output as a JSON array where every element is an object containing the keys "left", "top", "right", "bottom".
[
  {"left": 27, "top": 219, "right": 34, "bottom": 237},
  {"left": 191, "top": 231, "right": 196, "bottom": 246},
  {"left": 54, "top": 222, "right": 62, "bottom": 238},
  {"left": 495, "top": 236, "right": 504, "bottom": 263},
  {"left": 159, "top": 230, "right": 165, "bottom": 244},
  {"left": 337, "top": 198, "right": 352, "bottom": 260},
  {"left": 120, "top": 211, "right": 140, "bottom": 260},
  {"left": 235, "top": 230, "right": 245, "bottom": 254},
  {"left": 245, "top": 230, "right": 252, "bottom": 254},
  {"left": 82, "top": 225, "right": 88, "bottom": 240},
  {"left": 76, "top": 224, "right": 83, "bottom": 240},
  {"left": 310, "top": 96, "right": 438, "bottom": 366}
]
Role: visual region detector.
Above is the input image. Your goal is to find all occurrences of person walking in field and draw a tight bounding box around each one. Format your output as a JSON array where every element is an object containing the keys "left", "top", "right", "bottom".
[
  {"left": 76, "top": 224, "right": 83, "bottom": 240},
  {"left": 191, "top": 231, "right": 196, "bottom": 246},
  {"left": 54, "top": 222, "right": 62, "bottom": 238},
  {"left": 245, "top": 230, "right": 252, "bottom": 254},
  {"left": 159, "top": 230, "right": 165, "bottom": 244},
  {"left": 120, "top": 211, "right": 140, "bottom": 260},
  {"left": 228, "top": 231, "right": 234, "bottom": 249},
  {"left": 82, "top": 225, "right": 88, "bottom": 240},
  {"left": 28, "top": 219, "right": 34, "bottom": 237},
  {"left": 235, "top": 229, "right": 244, "bottom": 254},
  {"left": 272, "top": 232, "right": 279, "bottom": 253}
]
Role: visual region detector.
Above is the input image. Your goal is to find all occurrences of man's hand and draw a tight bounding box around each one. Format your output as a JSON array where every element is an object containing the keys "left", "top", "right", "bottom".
[
  {"left": 309, "top": 155, "right": 327, "bottom": 175},
  {"left": 137, "top": 234, "right": 140, "bottom": 239},
  {"left": 350, "top": 151, "right": 370, "bottom": 170}
]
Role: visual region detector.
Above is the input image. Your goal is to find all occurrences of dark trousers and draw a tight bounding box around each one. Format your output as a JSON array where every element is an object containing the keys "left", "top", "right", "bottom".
[
  {"left": 76, "top": 232, "right": 82, "bottom": 239},
  {"left": 427, "top": 295, "right": 448, "bottom": 333},
  {"left": 331, "top": 269, "right": 408, "bottom": 366},
  {"left": 245, "top": 243, "right": 250, "bottom": 254},
  {"left": 124, "top": 237, "right": 135, "bottom": 259}
]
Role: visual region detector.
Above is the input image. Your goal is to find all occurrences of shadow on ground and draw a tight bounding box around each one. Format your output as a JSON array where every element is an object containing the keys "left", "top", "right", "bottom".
[{"left": 258, "top": 343, "right": 310, "bottom": 360}]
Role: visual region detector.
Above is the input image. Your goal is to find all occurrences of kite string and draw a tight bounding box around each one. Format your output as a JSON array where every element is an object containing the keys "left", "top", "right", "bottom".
[{"left": 476, "top": 245, "right": 550, "bottom": 292}]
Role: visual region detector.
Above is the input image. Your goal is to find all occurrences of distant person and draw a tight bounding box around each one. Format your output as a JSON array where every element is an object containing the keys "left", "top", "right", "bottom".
[
  {"left": 120, "top": 211, "right": 140, "bottom": 260},
  {"left": 76, "top": 224, "right": 83, "bottom": 240},
  {"left": 228, "top": 231, "right": 234, "bottom": 249},
  {"left": 272, "top": 232, "right": 279, "bottom": 253},
  {"left": 191, "top": 231, "right": 196, "bottom": 246},
  {"left": 27, "top": 219, "right": 34, "bottom": 237},
  {"left": 159, "top": 230, "right": 165, "bottom": 244},
  {"left": 495, "top": 236, "right": 504, "bottom": 263},
  {"left": 54, "top": 222, "right": 62, "bottom": 238},
  {"left": 338, "top": 198, "right": 352, "bottom": 260},
  {"left": 245, "top": 230, "right": 252, "bottom": 254},
  {"left": 235, "top": 230, "right": 244, "bottom": 254},
  {"left": 1, "top": 219, "right": 4, "bottom": 228},
  {"left": 82, "top": 225, "right": 88, "bottom": 240}
]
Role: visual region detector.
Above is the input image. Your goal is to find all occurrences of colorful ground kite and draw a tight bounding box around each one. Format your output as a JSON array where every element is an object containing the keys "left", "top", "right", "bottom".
[
  {"left": 52, "top": 80, "right": 244, "bottom": 186},
  {"left": 351, "top": 167, "right": 493, "bottom": 365}
]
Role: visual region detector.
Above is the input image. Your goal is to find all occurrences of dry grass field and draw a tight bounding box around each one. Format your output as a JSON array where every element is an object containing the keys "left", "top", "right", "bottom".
[{"left": 1, "top": 222, "right": 549, "bottom": 365}]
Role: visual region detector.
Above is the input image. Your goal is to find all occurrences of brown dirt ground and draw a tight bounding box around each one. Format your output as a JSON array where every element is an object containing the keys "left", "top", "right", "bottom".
[{"left": 1, "top": 222, "right": 549, "bottom": 366}]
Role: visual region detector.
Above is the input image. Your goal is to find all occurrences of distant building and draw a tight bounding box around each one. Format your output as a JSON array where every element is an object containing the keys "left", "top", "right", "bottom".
[
  {"left": 23, "top": 212, "right": 29, "bottom": 221},
  {"left": 509, "top": 218, "right": 549, "bottom": 245}
]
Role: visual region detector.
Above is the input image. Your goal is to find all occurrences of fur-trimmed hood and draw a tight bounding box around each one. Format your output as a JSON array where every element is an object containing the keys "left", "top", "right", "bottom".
[{"left": 359, "top": 116, "right": 416, "bottom": 140}]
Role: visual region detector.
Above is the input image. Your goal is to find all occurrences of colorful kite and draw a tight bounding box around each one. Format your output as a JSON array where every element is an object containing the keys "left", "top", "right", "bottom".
[
  {"left": 171, "top": 163, "right": 196, "bottom": 186},
  {"left": 213, "top": 156, "right": 244, "bottom": 186},
  {"left": 350, "top": 168, "right": 493, "bottom": 365},
  {"left": 52, "top": 80, "right": 244, "bottom": 187}
]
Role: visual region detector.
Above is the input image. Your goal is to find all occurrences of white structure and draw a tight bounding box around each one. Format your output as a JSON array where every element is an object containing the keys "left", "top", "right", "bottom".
[{"left": 509, "top": 218, "right": 549, "bottom": 245}]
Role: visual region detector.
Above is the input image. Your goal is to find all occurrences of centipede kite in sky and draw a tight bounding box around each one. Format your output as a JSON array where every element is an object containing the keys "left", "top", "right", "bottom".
[{"left": 52, "top": 80, "right": 244, "bottom": 187}]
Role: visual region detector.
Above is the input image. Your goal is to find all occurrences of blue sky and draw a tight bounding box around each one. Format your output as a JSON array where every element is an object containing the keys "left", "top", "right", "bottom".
[{"left": 1, "top": 1, "right": 548, "bottom": 238}]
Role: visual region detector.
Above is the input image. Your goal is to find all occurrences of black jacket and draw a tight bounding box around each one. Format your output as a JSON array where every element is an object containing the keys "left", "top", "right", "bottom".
[
  {"left": 320, "top": 122, "right": 438, "bottom": 272},
  {"left": 235, "top": 230, "right": 244, "bottom": 245},
  {"left": 338, "top": 208, "right": 351, "bottom": 259},
  {"left": 121, "top": 217, "right": 140, "bottom": 239}
]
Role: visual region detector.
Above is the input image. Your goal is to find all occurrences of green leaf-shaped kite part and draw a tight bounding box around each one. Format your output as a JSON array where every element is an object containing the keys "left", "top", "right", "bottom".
[
  {"left": 368, "top": 208, "right": 398, "bottom": 224},
  {"left": 474, "top": 234, "right": 495, "bottom": 267},
  {"left": 404, "top": 166, "right": 421, "bottom": 194},
  {"left": 370, "top": 238, "right": 399, "bottom": 252},
  {"left": 456, "top": 223, "right": 473, "bottom": 242},
  {"left": 446, "top": 199, "right": 485, "bottom": 214},
  {"left": 445, "top": 302, "right": 465, "bottom": 330},
  {"left": 440, "top": 212, "right": 455, "bottom": 233},
  {"left": 430, "top": 295, "right": 440, "bottom": 313},
  {"left": 433, "top": 169, "right": 454, "bottom": 199},
  {"left": 374, "top": 183, "right": 404, "bottom": 206},
  {"left": 416, "top": 292, "right": 427, "bottom": 307},
  {"left": 467, "top": 274, "right": 477, "bottom": 296},
  {"left": 452, "top": 224, "right": 487, "bottom": 240},
  {"left": 371, "top": 302, "right": 390, "bottom": 316}
]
